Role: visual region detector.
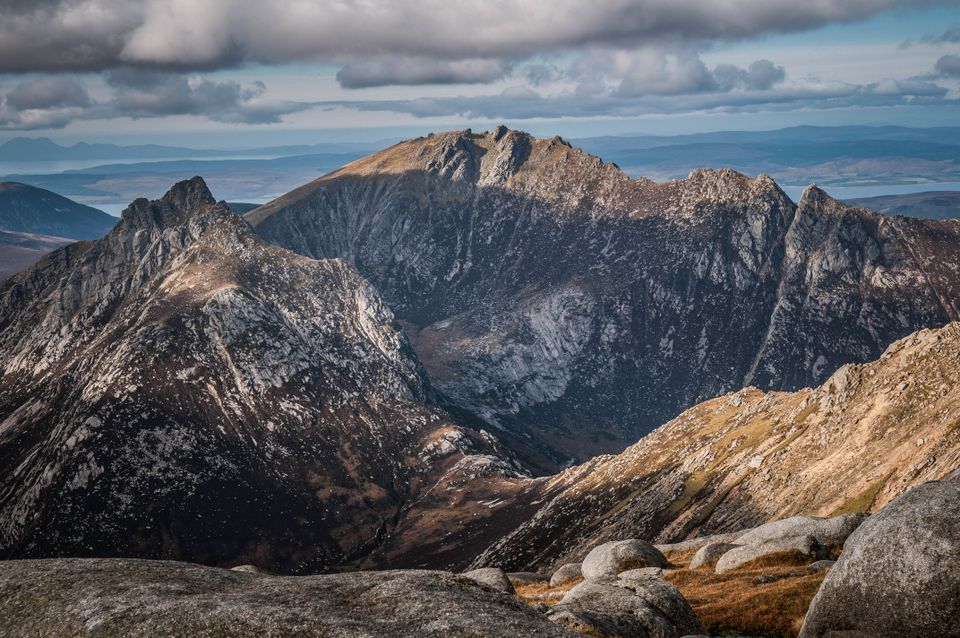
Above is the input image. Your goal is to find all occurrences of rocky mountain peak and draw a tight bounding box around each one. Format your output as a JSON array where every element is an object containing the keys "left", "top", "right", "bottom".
[
  {"left": 159, "top": 175, "right": 216, "bottom": 212},
  {"left": 798, "top": 183, "right": 831, "bottom": 208},
  {"left": 119, "top": 176, "right": 221, "bottom": 231}
]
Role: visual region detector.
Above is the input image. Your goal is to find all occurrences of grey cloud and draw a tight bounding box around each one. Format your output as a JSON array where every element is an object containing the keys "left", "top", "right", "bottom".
[
  {"left": 713, "top": 60, "right": 786, "bottom": 91},
  {"left": 0, "top": 0, "right": 947, "bottom": 75},
  {"left": 4, "top": 76, "right": 91, "bottom": 110},
  {"left": 868, "top": 77, "right": 947, "bottom": 95},
  {"left": 336, "top": 57, "right": 510, "bottom": 88},
  {"left": 935, "top": 54, "right": 960, "bottom": 76},
  {"left": 524, "top": 63, "right": 562, "bottom": 86},
  {"left": 106, "top": 71, "right": 305, "bottom": 123}
]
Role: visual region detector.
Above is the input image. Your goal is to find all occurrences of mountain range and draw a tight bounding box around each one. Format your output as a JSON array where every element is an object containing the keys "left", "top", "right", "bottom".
[
  {"left": 0, "top": 127, "right": 958, "bottom": 576},
  {"left": 250, "top": 127, "right": 960, "bottom": 469}
]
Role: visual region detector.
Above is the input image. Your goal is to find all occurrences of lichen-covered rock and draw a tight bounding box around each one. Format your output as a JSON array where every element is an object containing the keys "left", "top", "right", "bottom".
[
  {"left": 689, "top": 543, "right": 740, "bottom": 569},
  {"left": 799, "top": 476, "right": 960, "bottom": 638},
  {"left": 549, "top": 575, "right": 704, "bottom": 637},
  {"left": 715, "top": 536, "right": 824, "bottom": 574},
  {"left": 463, "top": 567, "right": 515, "bottom": 594},
  {"left": 581, "top": 539, "right": 667, "bottom": 579},
  {"left": 549, "top": 563, "right": 582, "bottom": 587},
  {"left": 733, "top": 513, "right": 867, "bottom": 548},
  {"left": 0, "top": 558, "right": 574, "bottom": 638},
  {"left": 619, "top": 567, "right": 664, "bottom": 580}
]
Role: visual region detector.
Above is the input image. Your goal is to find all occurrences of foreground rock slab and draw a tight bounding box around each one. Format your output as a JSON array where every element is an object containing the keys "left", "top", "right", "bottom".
[
  {"left": 463, "top": 567, "right": 516, "bottom": 593},
  {"left": 0, "top": 558, "right": 574, "bottom": 638},
  {"left": 800, "top": 475, "right": 960, "bottom": 638},
  {"left": 550, "top": 575, "right": 704, "bottom": 637}
]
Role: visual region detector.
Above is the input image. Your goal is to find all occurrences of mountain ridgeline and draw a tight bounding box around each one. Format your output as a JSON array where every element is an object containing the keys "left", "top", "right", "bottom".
[{"left": 248, "top": 126, "right": 960, "bottom": 469}]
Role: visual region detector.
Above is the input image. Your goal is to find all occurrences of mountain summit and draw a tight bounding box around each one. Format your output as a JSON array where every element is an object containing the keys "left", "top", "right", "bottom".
[
  {"left": 248, "top": 126, "right": 960, "bottom": 469},
  {"left": 0, "top": 177, "right": 511, "bottom": 572}
]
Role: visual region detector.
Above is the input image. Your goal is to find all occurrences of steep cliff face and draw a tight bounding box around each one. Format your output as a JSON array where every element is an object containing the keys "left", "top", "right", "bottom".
[
  {"left": 249, "top": 127, "right": 960, "bottom": 468},
  {"left": 0, "top": 177, "right": 515, "bottom": 573},
  {"left": 372, "top": 321, "right": 960, "bottom": 572}
]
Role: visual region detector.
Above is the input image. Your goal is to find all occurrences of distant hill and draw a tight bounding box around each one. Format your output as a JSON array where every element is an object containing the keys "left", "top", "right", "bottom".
[
  {"left": 0, "top": 137, "right": 216, "bottom": 162},
  {"left": 0, "top": 230, "right": 74, "bottom": 279},
  {"left": 0, "top": 182, "right": 116, "bottom": 239},
  {"left": 848, "top": 191, "right": 960, "bottom": 220}
]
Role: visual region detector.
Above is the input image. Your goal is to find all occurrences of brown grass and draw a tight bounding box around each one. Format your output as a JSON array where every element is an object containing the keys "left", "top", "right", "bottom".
[
  {"left": 514, "top": 577, "right": 583, "bottom": 607},
  {"left": 665, "top": 551, "right": 826, "bottom": 638}
]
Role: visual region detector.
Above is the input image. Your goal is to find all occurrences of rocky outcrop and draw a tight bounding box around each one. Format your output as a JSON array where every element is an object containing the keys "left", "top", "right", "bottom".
[
  {"left": 799, "top": 475, "right": 960, "bottom": 638},
  {"left": 0, "top": 177, "right": 517, "bottom": 573},
  {"left": 733, "top": 513, "right": 867, "bottom": 548},
  {"left": 549, "top": 574, "right": 704, "bottom": 637},
  {"left": 581, "top": 539, "right": 668, "bottom": 579},
  {"left": 689, "top": 543, "right": 740, "bottom": 569},
  {"left": 715, "top": 536, "right": 824, "bottom": 574},
  {"left": 249, "top": 127, "right": 960, "bottom": 469},
  {"left": 0, "top": 558, "right": 573, "bottom": 637},
  {"left": 463, "top": 567, "right": 515, "bottom": 594}
]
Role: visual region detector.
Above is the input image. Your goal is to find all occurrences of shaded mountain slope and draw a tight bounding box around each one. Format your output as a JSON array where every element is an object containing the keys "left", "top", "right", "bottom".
[
  {"left": 0, "top": 177, "right": 517, "bottom": 573},
  {"left": 249, "top": 127, "right": 960, "bottom": 468},
  {"left": 0, "top": 181, "right": 115, "bottom": 239}
]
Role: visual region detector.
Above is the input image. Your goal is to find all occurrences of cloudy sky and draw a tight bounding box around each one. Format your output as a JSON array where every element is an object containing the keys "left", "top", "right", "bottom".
[{"left": 1, "top": 0, "right": 959, "bottom": 145}]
